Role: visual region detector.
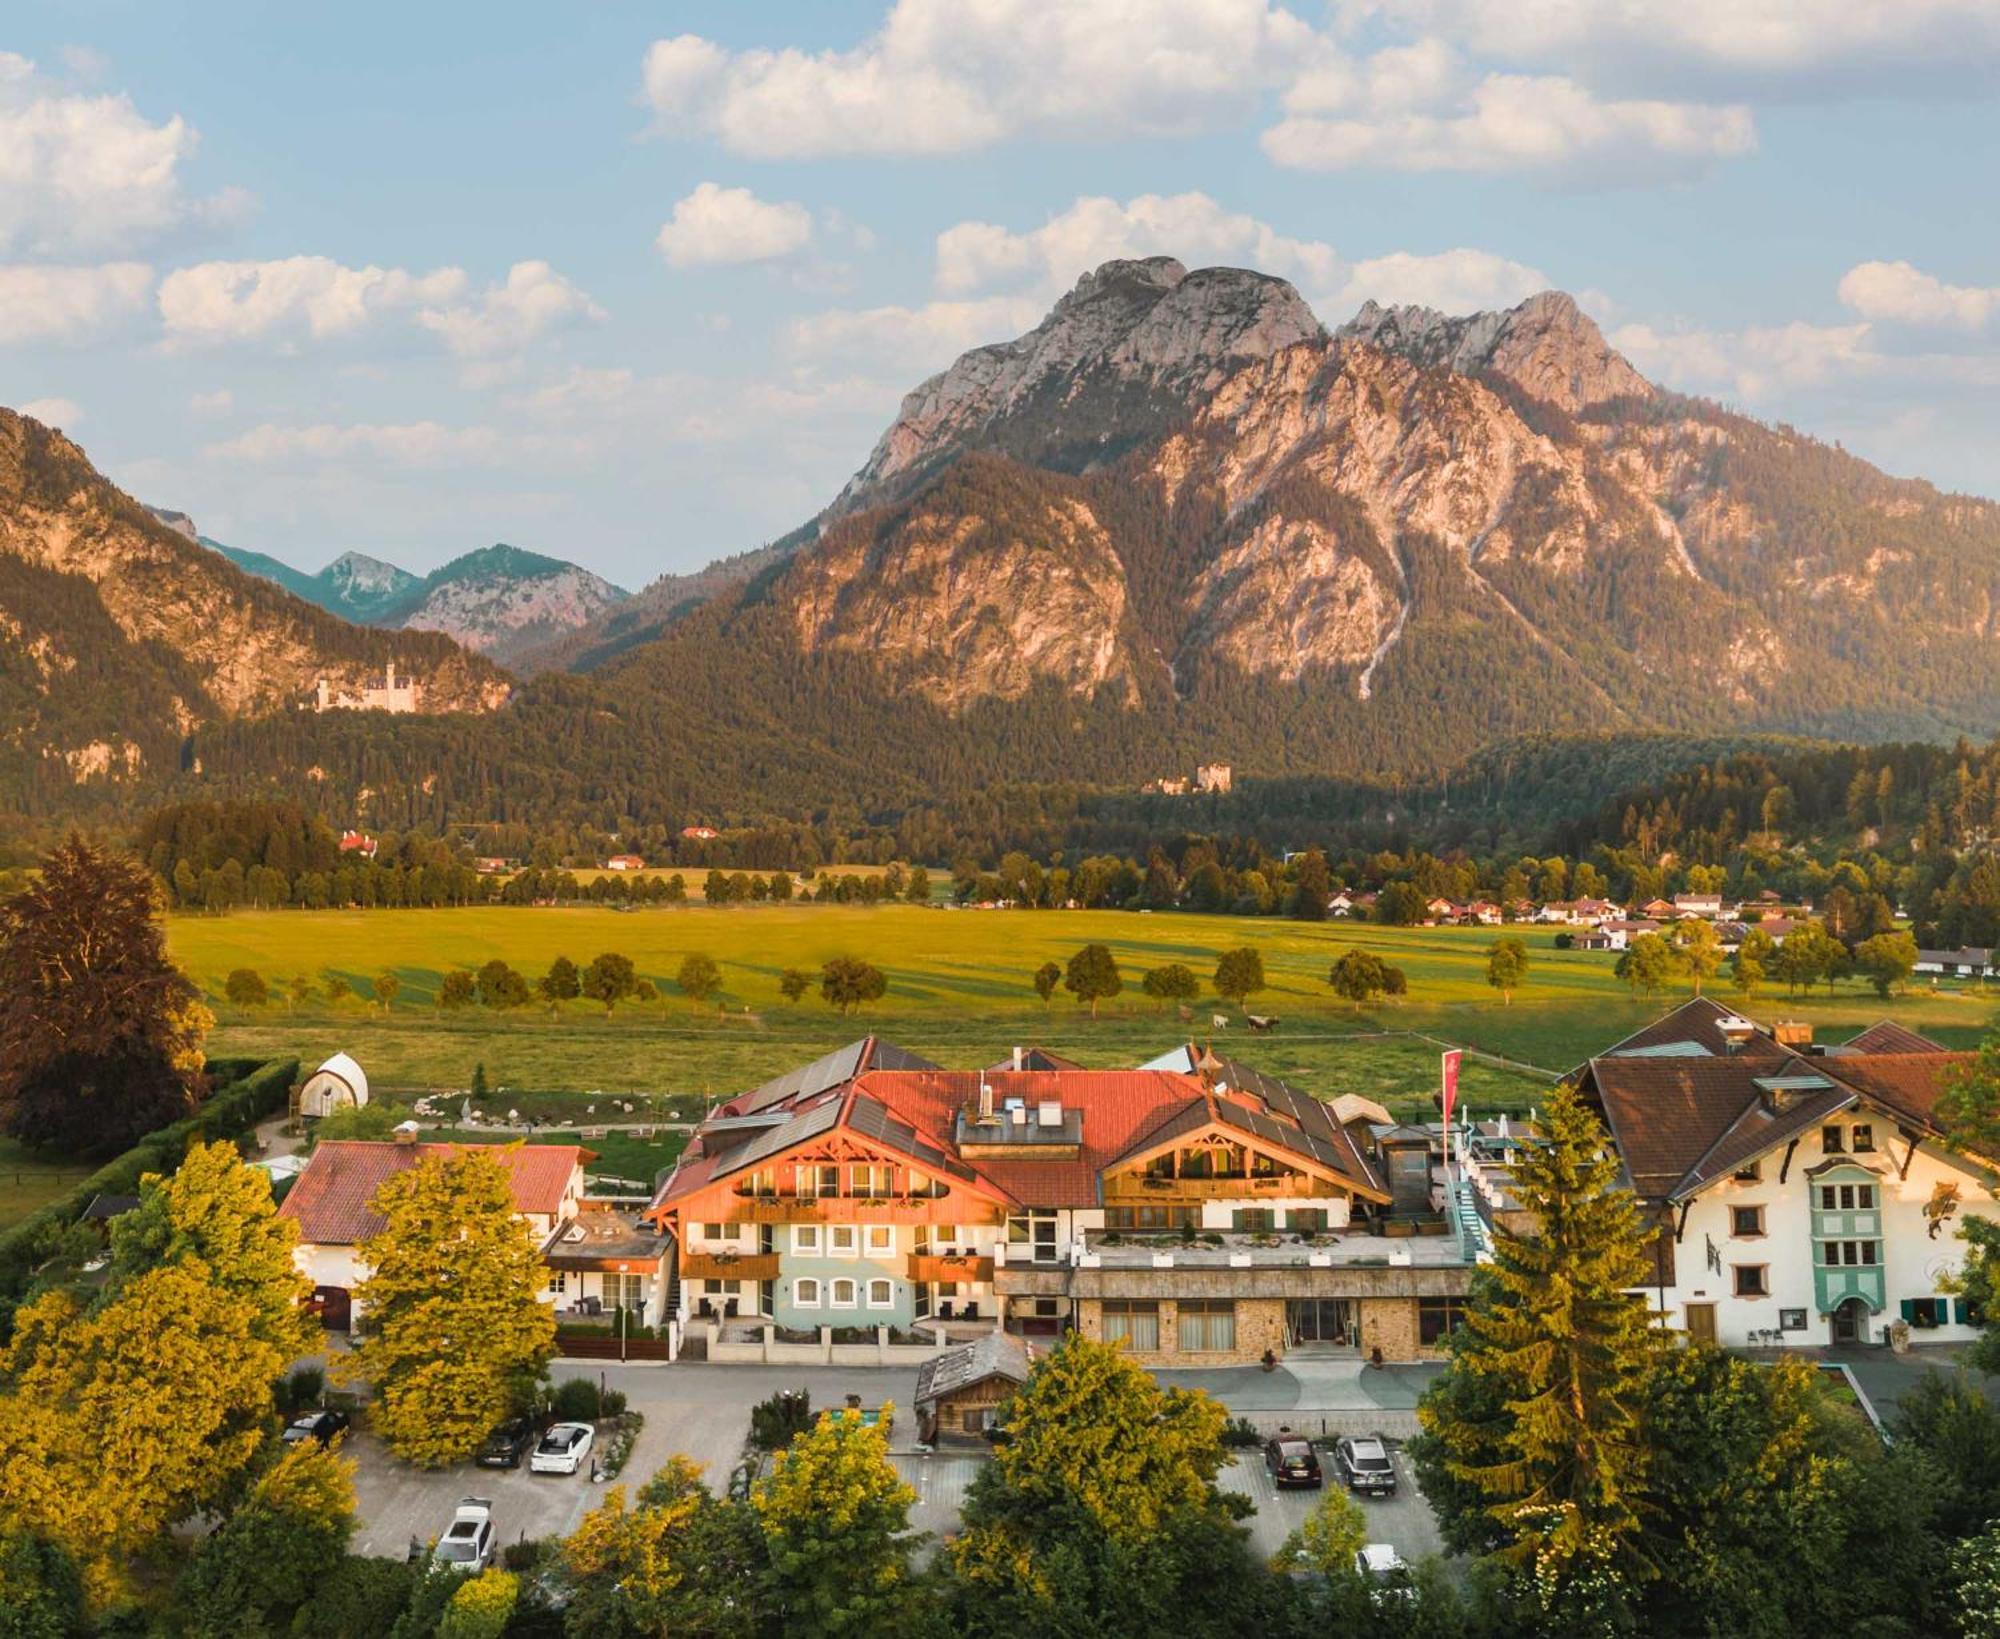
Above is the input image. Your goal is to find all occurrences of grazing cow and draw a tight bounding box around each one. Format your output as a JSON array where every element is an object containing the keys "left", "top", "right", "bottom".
[{"left": 1247, "top": 1014, "right": 1279, "bottom": 1033}]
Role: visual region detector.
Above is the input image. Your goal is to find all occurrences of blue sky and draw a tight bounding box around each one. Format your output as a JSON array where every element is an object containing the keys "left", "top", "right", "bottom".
[{"left": 5, "top": 1, "right": 1998, "bottom": 589}]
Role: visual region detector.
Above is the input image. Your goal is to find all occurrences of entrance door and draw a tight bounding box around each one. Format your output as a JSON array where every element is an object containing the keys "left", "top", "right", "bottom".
[
  {"left": 1831, "top": 1296, "right": 1867, "bottom": 1344},
  {"left": 1683, "top": 1302, "right": 1717, "bottom": 1344},
  {"left": 1285, "top": 1298, "right": 1357, "bottom": 1348}
]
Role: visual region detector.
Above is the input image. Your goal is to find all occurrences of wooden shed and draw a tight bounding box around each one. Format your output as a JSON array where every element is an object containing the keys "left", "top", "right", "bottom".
[{"left": 914, "top": 1332, "right": 1032, "bottom": 1445}]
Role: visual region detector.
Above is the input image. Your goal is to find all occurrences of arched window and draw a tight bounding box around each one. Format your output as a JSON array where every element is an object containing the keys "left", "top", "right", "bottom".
[
  {"left": 867, "top": 1278, "right": 893, "bottom": 1308},
  {"left": 831, "top": 1278, "right": 857, "bottom": 1308},
  {"left": 794, "top": 1277, "right": 821, "bottom": 1306}
]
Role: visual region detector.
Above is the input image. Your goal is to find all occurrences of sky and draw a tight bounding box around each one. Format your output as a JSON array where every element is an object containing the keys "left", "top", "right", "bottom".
[{"left": 4, "top": 1, "right": 1999, "bottom": 590}]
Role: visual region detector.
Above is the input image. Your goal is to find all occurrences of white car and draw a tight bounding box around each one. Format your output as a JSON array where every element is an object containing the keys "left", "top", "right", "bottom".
[
  {"left": 530, "top": 1421, "right": 595, "bottom": 1475},
  {"left": 1355, "top": 1543, "right": 1413, "bottom": 1598},
  {"left": 434, "top": 1498, "right": 495, "bottom": 1570}
]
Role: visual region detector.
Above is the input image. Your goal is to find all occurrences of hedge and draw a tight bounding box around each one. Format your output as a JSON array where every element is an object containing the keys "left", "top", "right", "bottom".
[{"left": 0, "top": 1055, "right": 300, "bottom": 1315}]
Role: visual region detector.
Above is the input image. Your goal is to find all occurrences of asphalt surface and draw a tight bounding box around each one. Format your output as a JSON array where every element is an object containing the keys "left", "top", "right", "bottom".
[{"left": 342, "top": 1362, "right": 1449, "bottom": 1574}]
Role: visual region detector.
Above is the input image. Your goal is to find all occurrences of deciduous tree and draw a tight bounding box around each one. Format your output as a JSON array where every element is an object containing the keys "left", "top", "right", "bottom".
[
  {"left": 1274, "top": 1485, "right": 1368, "bottom": 1577},
  {"left": 1063, "top": 944, "right": 1121, "bottom": 1018},
  {"left": 537, "top": 956, "right": 578, "bottom": 1004},
  {"left": 1667, "top": 919, "right": 1725, "bottom": 995},
  {"left": 779, "top": 967, "right": 813, "bottom": 1005},
  {"left": 753, "top": 1407, "right": 918, "bottom": 1633},
  {"left": 347, "top": 1147, "right": 556, "bottom": 1467},
  {"left": 1615, "top": 932, "right": 1675, "bottom": 998},
  {"left": 0, "top": 835, "right": 212, "bottom": 1156},
  {"left": 1328, "top": 948, "right": 1390, "bottom": 1008},
  {"left": 820, "top": 956, "right": 887, "bottom": 1014},
  {"left": 677, "top": 953, "right": 723, "bottom": 1008},
  {"left": 1485, "top": 937, "right": 1530, "bottom": 1005},
  {"left": 1142, "top": 963, "right": 1200, "bottom": 1006},
  {"left": 1855, "top": 930, "right": 1918, "bottom": 998},
  {"left": 176, "top": 1440, "right": 356, "bottom": 1636},
  {"left": 581, "top": 951, "right": 638, "bottom": 1013},
  {"left": 1212, "top": 947, "right": 1266, "bottom": 1008},
  {"left": 226, "top": 967, "right": 269, "bottom": 1007},
  {"left": 1031, "top": 960, "right": 1062, "bottom": 1006},
  {"left": 437, "top": 971, "right": 476, "bottom": 1010}
]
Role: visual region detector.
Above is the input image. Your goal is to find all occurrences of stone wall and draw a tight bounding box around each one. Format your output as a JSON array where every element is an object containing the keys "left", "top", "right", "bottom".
[
  {"left": 1075, "top": 1296, "right": 1287, "bottom": 1366},
  {"left": 1359, "top": 1296, "right": 1420, "bottom": 1360}
]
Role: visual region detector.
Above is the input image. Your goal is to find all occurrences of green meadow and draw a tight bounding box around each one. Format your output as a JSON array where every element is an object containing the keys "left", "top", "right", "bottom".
[{"left": 163, "top": 905, "right": 2000, "bottom": 1118}]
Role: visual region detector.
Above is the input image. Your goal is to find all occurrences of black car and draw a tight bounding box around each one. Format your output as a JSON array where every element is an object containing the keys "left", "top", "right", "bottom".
[
  {"left": 1264, "top": 1435, "right": 1323, "bottom": 1489},
  {"left": 475, "top": 1416, "right": 540, "bottom": 1470},
  {"left": 281, "top": 1409, "right": 351, "bottom": 1447},
  {"left": 1333, "top": 1434, "right": 1398, "bottom": 1496}
]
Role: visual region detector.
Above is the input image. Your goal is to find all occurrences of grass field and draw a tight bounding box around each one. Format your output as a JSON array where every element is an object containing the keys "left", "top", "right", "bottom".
[
  {"left": 165, "top": 905, "right": 2000, "bottom": 1118},
  {"left": 0, "top": 1136, "right": 96, "bottom": 1230}
]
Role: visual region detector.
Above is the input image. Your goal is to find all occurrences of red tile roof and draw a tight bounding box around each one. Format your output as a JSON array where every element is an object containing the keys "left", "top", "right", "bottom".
[{"left": 279, "top": 1140, "right": 583, "bottom": 1246}]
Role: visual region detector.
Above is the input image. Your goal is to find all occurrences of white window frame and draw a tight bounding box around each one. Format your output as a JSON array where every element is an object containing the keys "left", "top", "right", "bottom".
[
  {"left": 830, "top": 1277, "right": 858, "bottom": 1309},
  {"left": 829, "top": 1225, "right": 860, "bottom": 1258},
  {"left": 867, "top": 1278, "right": 894, "bottom": 1309},
  {"left": 864, "top": 1225, "right": 895, "bottom": 1257},
  {"left": 795, "top": 1277, "right": 821, "bottom": 1306},
  {"left": 547, "top": 1272, "right": 567, "bottom": 1295},
  {"left": 793, "top": 1224, "right": 823, "bottom": 1255}
]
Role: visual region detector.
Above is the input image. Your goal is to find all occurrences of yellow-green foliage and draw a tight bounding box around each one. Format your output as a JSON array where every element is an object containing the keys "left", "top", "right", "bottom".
[
  {"left": 348, "top": 1146, "right": 556, "bottom": 1467},
  {"left": 1275, "top": 1485, "right": 1369, "bottom": 1576},
  {"left": 437, "top": 1568, "right": 520, "bottom": 1639},
  {"left": 753, "top": 1407, "right": 917, "bottom": 1629}
]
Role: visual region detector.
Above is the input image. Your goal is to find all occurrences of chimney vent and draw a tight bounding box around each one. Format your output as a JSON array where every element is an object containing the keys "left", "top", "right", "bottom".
[
  {"left": 977, "top": 1082, "right": 994, "bottom": 1120},
  {"left": 393, "top": 1120, "right": 421, "bottom": 1147},
  {"left": 1012, "top": 1045, "right": 1024, "bottom": 1072}
]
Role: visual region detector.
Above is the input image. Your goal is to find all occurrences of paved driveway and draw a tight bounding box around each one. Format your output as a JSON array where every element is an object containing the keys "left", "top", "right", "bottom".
[
  {"left": 1221, "top": 1441, "right": 1443, "bottom": 1568},
  {"left": 346, "top": 1428, "right": 601, "bottom": 1563}
]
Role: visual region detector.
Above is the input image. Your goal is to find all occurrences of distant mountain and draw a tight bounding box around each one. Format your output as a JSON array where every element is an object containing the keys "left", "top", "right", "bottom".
[
  {"left": 1, "top": 409, "right": 507, "bottom": 812},
  {"left": 188, "top": 534, "right": 627, "bottom": 670}
]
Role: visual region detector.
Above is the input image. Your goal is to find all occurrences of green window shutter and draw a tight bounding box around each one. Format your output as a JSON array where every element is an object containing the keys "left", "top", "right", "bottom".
[
  {"left": 1900, "top": 1299, "right": 1917, "bottom": 1322},
  {"left": 1955, "top": 1298, "right": 1972, "bottom": 1326},
  {"left": 1231, "top": 1210, "right": 1246, "bottom": 1232}
]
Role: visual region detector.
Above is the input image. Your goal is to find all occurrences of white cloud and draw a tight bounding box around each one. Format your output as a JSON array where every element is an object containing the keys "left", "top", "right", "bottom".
[
  {"left": 158, "top": 256, "right": 467, "bottom": 345},
  {"left": 1344, "top": 1, "right": 2000, "bottom": 94},
  {"left": 934, "top": 192, "right": 1340, "bottom": 296},
  {"left": 641, "top": 0, "right": 1316, "bottom": 158},
  {"left": 1329, "top": 248, "right": 1551, "bottom": 315},
  {"left": 207, "top": 420, "right": 505, "bottom": 468},
  {"left": 188, "top": 388, "right": 232, "bottom": 416},
  {"left": 19, "top": 396, "right": 83, "bottom": 428},
  {"left": 788, "top": 295, "right": 1045, "bottom": 373},
  {"left": 1611, "top": 318, "right": 1879, "bottom": 400},
  {"left": 1264, "top": 73, "right": 1754, "bottom": 183},
  {"left": 0, "top": 51, "right": 243, "bottom": 254},
  {"left": 1838, "top": 260, "right": 1998, "bottom": 331},
  {"left": 655, "top": 183, "right": 814, "bottom": 267},
  {"left": 416, "top": 261, "right": 604, "bottom": 357},
  {"left": 0, "top": 261, "right": 152, "bottom": 343}
]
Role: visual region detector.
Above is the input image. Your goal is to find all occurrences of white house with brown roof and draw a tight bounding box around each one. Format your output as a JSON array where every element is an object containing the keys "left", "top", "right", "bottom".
[
  {"left": 1572, "top": 999, "right": 2000, "bottom": 1350},
  {"left": 278, "top": 1135, "right": 623, "bottom": 1331}
]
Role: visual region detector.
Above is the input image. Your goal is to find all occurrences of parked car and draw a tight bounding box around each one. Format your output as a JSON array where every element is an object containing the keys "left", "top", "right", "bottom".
[
  {"left": 280, "top": 1409, "right": 351, "bottom": 1448},
  {"left": 476, "top": 1415, "right": 540, "bottom": 1470},
  {"left": 1355, "top": 1543, "right": 1414, "bottom": 1599},
  {"left": 434, "top": 1499, "right": 496, "bottom": 1571},
  {"left": 530, "top": 1422, "right": 595, "bottom": 1475},
  {"left": 1333, "top": 1433, "right": 1398, "bottom": 1496},
  {"left": 1263, "top": 1435, "right": 1323, "bottom": 1489}
]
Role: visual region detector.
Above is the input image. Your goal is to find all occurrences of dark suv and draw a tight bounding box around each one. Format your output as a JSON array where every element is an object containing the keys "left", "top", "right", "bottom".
[
  {"left": 1333, "top": 1434, "right": 1398, "bottom": 1496},
  {"left": 281, "top": 1409, "right": 351, "bottom": 1447},
  {"left": 1264, "top": 1435, "right": 1323, "bottom": 1489},
  {"left": 475, "top": 1416, "right": 540, "bottom": 1470}
]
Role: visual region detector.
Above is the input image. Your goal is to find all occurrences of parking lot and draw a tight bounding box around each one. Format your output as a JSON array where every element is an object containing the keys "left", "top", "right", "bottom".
[{"left": 342, "top": 1364, "right": 1446, "bottom": 1574}]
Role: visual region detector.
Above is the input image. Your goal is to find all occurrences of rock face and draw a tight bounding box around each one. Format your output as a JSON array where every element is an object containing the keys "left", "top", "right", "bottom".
[
  {"left": 835, "top": 256, "right": 1326, "bottom": 513},
  {"left": 0, "top": 408, "right": 508, "bottom": 795},
  {"left": 200, "top": 536, "right": 627, "bottom": 671},
  {"left": 394, "top": 545, "right": 628, "bottom": 670},
  {"left": 1337, "top": 291, "right": 1652, "bottom": 414},
  {"left": 626, "top": 259, "right": 2000, "bottom": 765}
]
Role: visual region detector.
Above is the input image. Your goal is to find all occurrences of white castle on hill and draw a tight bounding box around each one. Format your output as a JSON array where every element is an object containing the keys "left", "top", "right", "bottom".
[{"left": 312, "top": 662, "right": 421, "bottom": 713}]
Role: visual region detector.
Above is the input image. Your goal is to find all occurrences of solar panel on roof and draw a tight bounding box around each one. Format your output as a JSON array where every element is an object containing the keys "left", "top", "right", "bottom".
[
  {"left": 848, "top": 1094, "right": 976, "bottom": 1180},
  {"left": 711, "top": 1099, "right": 842, "bottom": 1180},
  {"left": 869, "top": 1041, "right": 944, "bottom": 1073},
  {"left": 1617, "top": 1041, "right": 1715, "bottom": 1058},
  {"left": 735, "top": 1041, "right": 871, "bottom": 1115}
]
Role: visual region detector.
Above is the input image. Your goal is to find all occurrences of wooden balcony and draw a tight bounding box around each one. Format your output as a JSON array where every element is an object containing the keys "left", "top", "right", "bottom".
[
  {"left": 1102, "top": 1171, "right": 1318, "bottom": 1202},
  {"left": 681, "top": 1251, "right": 779, "bottom": 1282},
  {"left": 726, "top": 1196, "right": 997, "bottom": 1226},
  {"left": 908, "top": 1252, "right": 995, "bottom": 1284}
]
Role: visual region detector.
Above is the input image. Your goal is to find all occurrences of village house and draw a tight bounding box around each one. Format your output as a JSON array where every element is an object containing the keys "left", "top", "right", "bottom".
[
  {"left": 1672, "top": 892, "right": 1726, "bottom": 919},
  {"left": 1535, "top": 898, "right": 1623, "bottom": 927},
  {"left": 338, "top": 830, "right": 378, "bottom": 859},
  {"left": 1423, "top": 897, "right": 1461, "bottom": 925},
  {"left": 1915, "top": 947, "right": 1996, "bottom": 979},
  {"left": 279, "top": 1132, "right": 668, "bottom": 1332},
  {"left": 646, "top": 1040, "right": 1484, "bottom": 1367},
  {"left": 604, "top": 854, "right": 646, "bottom": 872},
  {"left": 1461, "top": 900, "right": 1504, "bottom": 926},
  {"left": 1567, "top": 999, "right": 2000, "bottom": 1349},
  {"left": 913, "top": 1332, "right": 1033, "bottom": 1443},
  {"left": 680, "top": 825, "right": 719, "bottom": 841},
  {"left": 1327, "top": 890, "right": 1377, "bottom": 918}
]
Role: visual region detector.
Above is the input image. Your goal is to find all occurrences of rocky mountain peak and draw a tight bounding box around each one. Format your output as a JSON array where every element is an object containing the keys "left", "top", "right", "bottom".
[
  {"left": 1339, "top": 289, "right": 1650, "bottom": 414},
  {"left": 834, "top": 256, "right": 1325, "bottom": 513}
]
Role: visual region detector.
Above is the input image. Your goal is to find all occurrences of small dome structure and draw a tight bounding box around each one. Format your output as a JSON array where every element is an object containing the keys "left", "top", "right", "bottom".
[{"left": 297, "top": 1052, "right": 370, "bottom": 1119}]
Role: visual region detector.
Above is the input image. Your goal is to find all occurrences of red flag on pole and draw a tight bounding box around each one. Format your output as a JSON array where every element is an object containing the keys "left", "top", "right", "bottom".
[{"left": 1441, "top": 1049, "right": 1463, "bottom": 1131}]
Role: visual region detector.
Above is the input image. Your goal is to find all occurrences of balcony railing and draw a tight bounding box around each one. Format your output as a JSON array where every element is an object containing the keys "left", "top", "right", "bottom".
[
  {"left": 1102, "top": 1171, "right": 1315, "bottom": 1201},
  {"left": 726, "top": 1198, "right": 992, "bottom": 1225},
  {"left": 681, "top": 1251, "right": 779, "bottom": 1282},
  {"left": 907, "top": 1252, "right": 995, "bottom": 1283}
]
